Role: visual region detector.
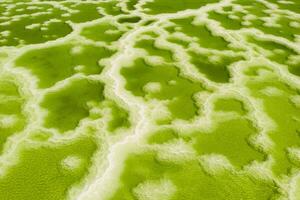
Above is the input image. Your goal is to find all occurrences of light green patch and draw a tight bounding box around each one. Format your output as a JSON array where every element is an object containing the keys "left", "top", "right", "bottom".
[
  {"left": 15, "top": 43, "right": 114, "bottom": 88},
  {"left": 192, "top": 118, "right": 265, "bottom": 168},
  {"left": 0, "top": 137, "right": 97, "bottom": 200},
  {"left": 0, "top": 77, "right": 26, "bottom": 153},
  {"left": 147, "top": 129, "right": 178, "bottom": 144},
  {"left": 135, "top": 39, "right": 173, "bottom": 62},
  {"left": 99, "top": 101, "right": 130, "bottom": 132},
  {"left": 213, "top": 98, "right": 246, "bottom": 115},
  {"left": 40, "top": 78, "right": 104, "bottom": 132},
  {"left": 247, "top": 37, "right": 297, "bottom": 65},
  {"left": 109, "top": 151, "right": 278, "bottom": 200},
  {"left": 244, "top": 66, "right": 300, "bottom": 175},
  {"left": 121, "top": 58, "right": 203, "bottom": 120},
  {"left": 81, "top": 21, "right": 124, "bottom": 44},
  {"left": 1, "top": 0, "right": 299, "bottom": 199},
  {"left": 189, "top": 51, "right": 243, "bottom": 83},
  {"left": 166, "top": 17, "right": 230, "bottom": 50},
  {"left": 142, "top": 0, "right": 219, "bottom": 14}
]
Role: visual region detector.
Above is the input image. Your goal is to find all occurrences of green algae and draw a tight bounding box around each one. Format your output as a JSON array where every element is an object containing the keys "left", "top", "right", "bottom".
[
  {"left": 61, "top": 2, "right": 104, "bottom": 23},
  {"left": 108, "top": 106, "right": 130, "bottom": 132},
  {"left": 125, "top": 0, "right": 138, "bottom": 11},
  {"left": 121, "top": 58, "right": 203, "bottom": 120},
  {"left": 147, "top": 129, "right": 178, "bottom": 144},
  {"left": 247, "top": 37, "right": 297, "bottom": 65},
  {"left": 189, "top": 51, "right": 243, "bottom": 83},
  {"left": 0, "top": 2, "right": 113, "bottom": 46},
  {"left": 29, "top": 129, "right": 53, "bottom": 142},
  {"left": 213, "top": 98, "right": 246, "bottom": 115},
  {"left": 0, "top": 3, "right": 72, "bottom": 46},
  {"left": 0, "top": 78, "right": 26, "bottom": 152},
  {"left": 208, "top": 0, "right": 300, "bottom": 41},
  {"left": 193, "top": 117, "right": 265, "bottom": 168},
  {"left": 99, "top": 101, "right": 130, "bottom": 132},
  {"left": 40, "top": 78, "right": 104, "bottom": 132},
  {"left": 15, "top": 43, "right": 114, "bottom": 88},
  {"left": 167, "top": 17, "right": 230, "bottom": 50},
  {"left": 243, "top": 66, "right": 300, "bottom": 175},
  {"left": 118, "top": 16, "right": 141, "bottom": 24},
  {"left": 109, "top": 151, "right": 278, "bottom": 200},
  {"left": 80, "top": 21, "right": 124, "bottom": 44},
  {"left": 167, "top": 37, "right": 190, "bottom": 47},
  {"left": 135, "top": 39, "right": 173, "bottom": 62},
  {"left": 249, "top": 18, "right": 297, "bottom": 41},
  {"left": 0, "top": 0, "right": 300, "bottom": 199},
  {"left": 0, "top": 137, "right": 97, "bottom": 200},
  {"left": 142, "top": 0, "right": 219, "bottom": 14},
  {"left": 289, "top": 65, "right": 300, "bottom": 77},
  {"left": 265, "top": 0, "right": 300, "bottom": 13}
]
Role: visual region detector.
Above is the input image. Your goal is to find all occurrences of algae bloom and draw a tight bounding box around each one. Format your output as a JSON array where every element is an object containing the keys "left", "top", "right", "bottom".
[{"left": 0, "top": 0, "right": 300, "bottom": 200}]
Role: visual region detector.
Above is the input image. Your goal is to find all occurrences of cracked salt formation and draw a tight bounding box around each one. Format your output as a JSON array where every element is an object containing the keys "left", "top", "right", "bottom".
[{"left": 0, "top": 0, "right": 299, "bottom": 200}]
